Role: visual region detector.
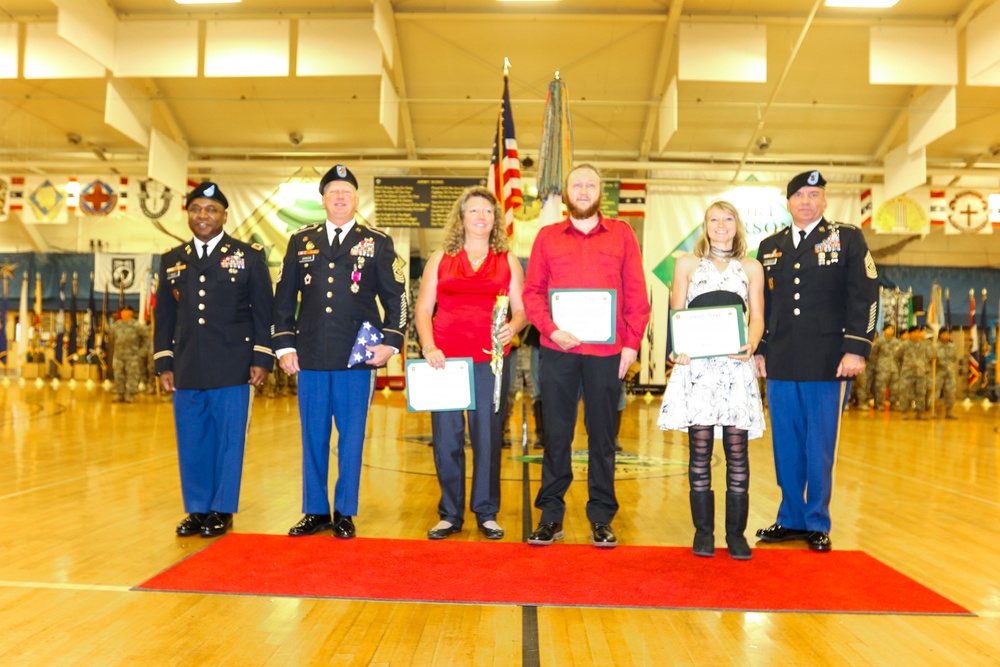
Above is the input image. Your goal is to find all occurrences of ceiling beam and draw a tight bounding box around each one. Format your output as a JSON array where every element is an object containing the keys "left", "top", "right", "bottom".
[
  {"left": 731, "top": 0, "right": 823, "bottom": 183},
  {"left": 378, "top": 0, "right": 417, "bottom": 160},
  {"left": 638, "top": 0, "right": 683, "bottom": 162}
]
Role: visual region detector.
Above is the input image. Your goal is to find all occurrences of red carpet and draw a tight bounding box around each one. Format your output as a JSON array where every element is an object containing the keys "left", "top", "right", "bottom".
[{"left": 136, "top": 534, "right": 970, "bottom": 615}]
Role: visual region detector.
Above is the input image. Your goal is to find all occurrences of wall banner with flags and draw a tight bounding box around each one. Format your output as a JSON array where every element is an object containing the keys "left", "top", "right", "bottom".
[
  {"left": 860, "top": 185, "right": 1000, "bottom": 235},
  {"left": 94, "top": 253, "right": 154, "bottom": 295},
  {"left": 21, "top": 176, "right": 69, "bottom": 224},
  {"left": 0, "top": 175, "right": 10, "bottom": 222}
]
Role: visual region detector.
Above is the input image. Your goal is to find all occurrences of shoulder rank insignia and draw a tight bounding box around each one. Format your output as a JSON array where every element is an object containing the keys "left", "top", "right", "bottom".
[
  {"left": 392, "top": 255, "right": 406, "bottom": 284},
  {"left": 865, "top": 250, "right": 878, "bottom": 279}
]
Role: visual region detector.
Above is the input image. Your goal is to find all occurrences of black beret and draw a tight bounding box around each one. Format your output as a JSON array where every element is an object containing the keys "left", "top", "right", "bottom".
[
  {"left": 319, "top": 164, "right": 358, "bottom": 194},
  {"left": 786, "top": 170, "right": 826, "bottom": 198},
  {"left": 186, "top": 182, "right": 228, "bottom": 209}
]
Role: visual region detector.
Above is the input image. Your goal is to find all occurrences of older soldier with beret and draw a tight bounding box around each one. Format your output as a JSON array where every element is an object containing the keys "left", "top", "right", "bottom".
[
  {"left": 273, "top": 165, "right": 407, "bottom": 539},
  {"left": 154, "top": 181, "right": 274, "bottom": 538},
  {"left": 754, "top": 170, "right": 879, "bottom": 552}
]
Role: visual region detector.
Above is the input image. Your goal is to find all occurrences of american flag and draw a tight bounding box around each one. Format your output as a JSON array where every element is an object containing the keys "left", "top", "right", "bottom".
[
  {"left": 487, "top": 67, "right": 522, "bottom": 238},
  {"left": 347, "top": 321, "right": 384, "bottom": 368}
]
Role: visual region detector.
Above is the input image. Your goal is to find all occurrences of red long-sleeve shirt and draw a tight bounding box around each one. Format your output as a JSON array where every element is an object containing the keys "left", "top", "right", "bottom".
[{"left": 524, "top": 214, "right": 650, "bottom": 356}]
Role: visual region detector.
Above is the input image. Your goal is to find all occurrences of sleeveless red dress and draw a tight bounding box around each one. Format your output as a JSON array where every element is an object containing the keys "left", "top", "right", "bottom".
[{"left": 433, "top": 249, "right": 512, "bottom": 363}]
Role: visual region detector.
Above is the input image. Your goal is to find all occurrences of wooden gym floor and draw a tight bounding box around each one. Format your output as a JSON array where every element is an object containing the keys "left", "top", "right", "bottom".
[{"left": 1, "top": 379, "right": 998, "bottom": 666}]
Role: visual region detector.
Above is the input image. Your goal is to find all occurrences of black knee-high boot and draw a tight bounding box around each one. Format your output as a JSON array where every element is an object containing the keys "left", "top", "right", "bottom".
[
  {"left": 690, "top": 490, "right": 715, "bottom": 557},
  {"left": 725, "top": 492, "right": 751, "bottom": 560}
]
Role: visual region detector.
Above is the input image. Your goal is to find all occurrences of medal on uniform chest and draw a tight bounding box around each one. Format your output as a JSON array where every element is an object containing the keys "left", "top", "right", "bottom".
[
  {"left": 818, "top": 251, "right": 825, "bottom": 265},
  {"left": 350, "top": 263, "right": 362, "bottom": 293},
  {"left": 304, "top": 273, "right": 312, "bottom": 285},
  {"left": 306, "top": 241, "right": 315, "bottom": 250}
]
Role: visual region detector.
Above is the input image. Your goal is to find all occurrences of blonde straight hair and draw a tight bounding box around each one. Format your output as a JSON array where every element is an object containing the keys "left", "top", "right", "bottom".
[{"left": 692, "top": 200, "right": 748, "bottom": 259}]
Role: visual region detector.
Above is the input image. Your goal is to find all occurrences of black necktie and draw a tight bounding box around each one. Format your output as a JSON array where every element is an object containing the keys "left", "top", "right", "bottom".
[
  {"left": 798, "top": 230, "right": 806, "bottom": 248},
  {"left": 201, "top": 243, "right": 209, "bottom": 259},
  {"left": 331, "top": 227, "right": 342, "bottom": 252}
]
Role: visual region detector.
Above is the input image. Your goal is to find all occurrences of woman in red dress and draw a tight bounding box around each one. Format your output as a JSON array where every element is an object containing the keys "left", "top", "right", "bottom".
[{"left": 414, "top": 186, "right": 527, "bottom": 540}]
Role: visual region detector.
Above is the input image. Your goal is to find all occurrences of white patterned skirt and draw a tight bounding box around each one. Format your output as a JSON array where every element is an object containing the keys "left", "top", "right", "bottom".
[{"left": 657, "top": 356, "right": 765, "bottom": 440}]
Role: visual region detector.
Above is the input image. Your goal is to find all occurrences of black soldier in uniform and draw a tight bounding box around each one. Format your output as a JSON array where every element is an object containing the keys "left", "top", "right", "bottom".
[{"left": 154, "top": 182, "right": 274, "bottom": 538}]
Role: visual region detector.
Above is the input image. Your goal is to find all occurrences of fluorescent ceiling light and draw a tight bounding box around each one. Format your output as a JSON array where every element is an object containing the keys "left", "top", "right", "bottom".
[
  {"left": 825, "top": 0, "right": 899, "bottom": 7},
  {"left": 175, "top": 0, "right": 241, "bottom": 5}
]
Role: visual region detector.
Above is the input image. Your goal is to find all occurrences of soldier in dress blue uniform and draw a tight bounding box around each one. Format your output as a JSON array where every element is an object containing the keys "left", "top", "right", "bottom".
[
  {"left": 154, "top": 182, "right": 275, "bottom": 538},
  {"left": 753, "top": 170, "right": 878, "bottom": 552},
  {"left": 273, "top": 165, "right": 407, "bottom": 539}
]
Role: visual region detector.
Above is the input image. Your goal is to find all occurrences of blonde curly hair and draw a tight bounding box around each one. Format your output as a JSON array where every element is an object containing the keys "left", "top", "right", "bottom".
[{"left": 441, "top": 186, "right": 510, "bottom": 255}]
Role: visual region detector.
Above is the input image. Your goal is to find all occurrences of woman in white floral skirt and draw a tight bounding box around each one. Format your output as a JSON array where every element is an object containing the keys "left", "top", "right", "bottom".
[{"left": 658, "top": 200, "right": 765, "bottom": 560}]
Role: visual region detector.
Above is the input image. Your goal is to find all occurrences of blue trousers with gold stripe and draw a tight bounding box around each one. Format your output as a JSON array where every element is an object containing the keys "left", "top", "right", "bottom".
[
  {"left": 765, "top": 380, "right": 848, "bottom": 533},
  {"left": 296, "top": 369, "right": 376, "bottom": 517},
  {"left": 173, "top": 384, "right": 252, "bottom": 514}
]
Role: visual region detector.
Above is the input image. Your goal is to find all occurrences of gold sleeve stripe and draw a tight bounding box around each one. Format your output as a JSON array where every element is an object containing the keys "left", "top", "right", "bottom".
[
  {"left": 844, "top": 334, "right": 873, "bottom": 348},
  {"left": 153, "top": 350, "right": 174, "bottom": 359},
  {"left": 272, "top": 331, "right": 294, "bottom": 338},
  {"left": 253, "top": 345, "right": 274, "bottom": 356}
]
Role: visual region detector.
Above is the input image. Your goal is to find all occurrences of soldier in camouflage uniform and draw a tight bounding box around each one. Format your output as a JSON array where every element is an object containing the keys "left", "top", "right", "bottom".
[
  {"left": 111, "top": 305, "right": 148, "bottom": 403},
  {"left": 899, "top": 325, "right": 931, "bottom": 419},
  {"left": 931, "top": 327, "right": 958, "bottom": 419},
  {"left": 870, "top": 324, "right": 901, "bottom": 410}
]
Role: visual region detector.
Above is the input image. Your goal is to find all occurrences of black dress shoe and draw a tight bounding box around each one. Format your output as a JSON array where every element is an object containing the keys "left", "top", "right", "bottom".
[
  {"left": 527, "top": 522, "right": 563, "bottom": 545},
  {"left": 807, "top": 531, "right": 832, "bottom": 552},
  {"left": 176, "top": 513, "right": 207, "bottom": 537},
  {"left": 428, "top": 523, "right": 462, "bottom": 540},
  {"left": 756, "top": 523, "right": 810, "bottom": 542},
  {"left": 333, "top": 514, "right": 356, "bottom": 539},
  {"left": 201, "top": 512, "right": 233, "bottom": 537},
  {"left": 288, "top": 514, "right": 334, "bottom": 536},
  {"left": 590, "top": 522, "right": 617, "bottom": 548},
  {"left": 477, "top": 522, "right": 505, "bottom": 540}
]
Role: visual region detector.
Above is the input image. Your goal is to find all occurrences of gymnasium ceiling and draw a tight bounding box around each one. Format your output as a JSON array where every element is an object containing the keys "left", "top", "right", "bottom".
[{"left": 1, "top": 0, "right": 1000, "bottom": 190}]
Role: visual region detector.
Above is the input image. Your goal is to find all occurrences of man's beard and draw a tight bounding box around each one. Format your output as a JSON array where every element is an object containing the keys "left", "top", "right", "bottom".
[{"left": 566, "top": 197, "right": 601, "bottom": 219}]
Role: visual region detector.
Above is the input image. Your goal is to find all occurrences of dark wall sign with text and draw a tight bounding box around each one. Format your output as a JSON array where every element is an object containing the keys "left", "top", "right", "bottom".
[{"left": 374, "top": 177, "right": 486, "bottom": 228}]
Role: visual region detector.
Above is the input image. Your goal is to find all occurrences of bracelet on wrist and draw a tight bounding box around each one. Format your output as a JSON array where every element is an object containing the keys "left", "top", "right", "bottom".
[{"left": 422, "top": 345, "right": 438, "bottom": 356}]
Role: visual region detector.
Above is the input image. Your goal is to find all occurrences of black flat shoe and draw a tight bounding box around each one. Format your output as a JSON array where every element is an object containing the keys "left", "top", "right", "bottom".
[
  {"left": 478, "top": 522, "right": 505, "bottom": 540},
  {"left": 333, "top": 514, "right": 356, "bottom": 539},
  {"left": 176, "top": 513, "right": 207, "bottom": 537},
  {"left": 288, "top": 514, "right": 334, "bottom": 536},
  {"left": 590, "top": 522, "right": 617, "bottom": 548},
  {"left": 527, "top": 522, "right": 563, "bottom": 545},
  {"left": 428, "top": 523, "right": 461, "bottom": 540},
  {"left": 756, "top": 523, "right": 810, "bottom": 542},
  {"left": 807, "top": 531, "right": 832, "bottom": 552},
  {"left": 201, "top": 512, "right": 233, "bottom": 537}
]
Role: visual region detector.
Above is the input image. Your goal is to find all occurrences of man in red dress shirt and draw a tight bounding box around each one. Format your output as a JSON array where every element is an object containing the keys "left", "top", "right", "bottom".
[{"left": 522, "top": 164, "right": 650, "bottom": 548}]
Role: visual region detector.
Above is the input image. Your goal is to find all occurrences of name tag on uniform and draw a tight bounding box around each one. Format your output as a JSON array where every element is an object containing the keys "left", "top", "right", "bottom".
[
  {"left": 761, "top": 250, "right": 781, "bottom": 267},
  {"left": 166, "top": 262, "right": 186, "bottom": 279}
]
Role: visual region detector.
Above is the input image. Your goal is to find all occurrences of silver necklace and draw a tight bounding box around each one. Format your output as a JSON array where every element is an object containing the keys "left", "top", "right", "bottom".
[{"left": 468, "top": 250, "right": 488, "bottom": 267}]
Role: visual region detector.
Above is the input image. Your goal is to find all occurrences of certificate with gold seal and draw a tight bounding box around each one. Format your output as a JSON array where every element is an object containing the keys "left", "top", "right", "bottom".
[{"left": 670, "top": 305, "right": 746, "bottom": 359}]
